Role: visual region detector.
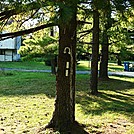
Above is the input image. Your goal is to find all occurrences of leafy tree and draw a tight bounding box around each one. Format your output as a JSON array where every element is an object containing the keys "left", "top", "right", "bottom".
[
  {"left": 1, "top": 0, "right": 133, "bottom": 132},
  {"left": 109, "top": 7, "right": 134, "bottom": 63},
  {"left": 0, "top": 0, "right": 88, "bottom": 133},
  {"left": 99, "top": 0, "right": 134, "bottom": 79},
  {"left": 19, "top": 29, "right": 58, "bottom": 74}
]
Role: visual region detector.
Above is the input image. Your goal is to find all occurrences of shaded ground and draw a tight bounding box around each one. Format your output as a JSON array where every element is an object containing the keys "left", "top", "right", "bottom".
[{"left": 0, "top": 70, "right": 133, "bottom": 134}]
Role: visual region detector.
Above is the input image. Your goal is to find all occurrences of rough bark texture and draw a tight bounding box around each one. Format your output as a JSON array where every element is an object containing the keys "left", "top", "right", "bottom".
[
  {"left": 50, "top": 27, "right": 57, "bottom": 75},
  {"left": 99, "top": 30, "right": 109, "bottom": 79},
  {"left": 46, "top": 1, "right": 77, "bottom": 133},
  {"left": 90, "top": 7, "right": 99, "bottom": 95},
  {"left": 99, "top": 0, "right": 111, "bottom": 80}
]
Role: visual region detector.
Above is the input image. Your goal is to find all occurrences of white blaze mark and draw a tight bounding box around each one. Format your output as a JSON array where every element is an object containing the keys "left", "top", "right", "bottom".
[
  {"left": 66, "top": 70, "right": 69, "bottom": 76},
  {"left": 66, "top": 62, "right": 69, "bottom": 68}
]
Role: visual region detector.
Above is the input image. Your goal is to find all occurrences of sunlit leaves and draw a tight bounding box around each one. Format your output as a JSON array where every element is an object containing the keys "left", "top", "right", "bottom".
[{"left": 19, "top": 30, "right": 58, "bottom": 59}]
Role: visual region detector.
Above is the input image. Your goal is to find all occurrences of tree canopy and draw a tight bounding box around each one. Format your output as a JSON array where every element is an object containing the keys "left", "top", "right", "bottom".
[{"left": 0, "top": 0, "right": 134, "bottom": 133}]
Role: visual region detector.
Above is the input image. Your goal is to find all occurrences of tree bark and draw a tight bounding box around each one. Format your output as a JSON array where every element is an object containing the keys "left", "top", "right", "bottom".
[
  {"left": 117, "top": 54, "right": 122, "bottom": 66},
  {"left": 50, "top": 57, "right": 57, "bottom": 75},
  {"left": 46, "top": 1, "right": 77, "bottom": 133},
  {"left": 90, "top": 6, "right": 99, "bottom": 95},
  {"left": 99, "top": 0, "right": 111, "bottom": 80},
  {"left": 50, "top": 27, "right": 57, "bottom": 75},
  {"left": 99, "top": 30, "right": 109, "bottom": 79}
]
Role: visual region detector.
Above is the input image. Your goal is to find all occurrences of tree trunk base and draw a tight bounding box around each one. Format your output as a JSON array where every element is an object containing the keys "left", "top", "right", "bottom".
[
  {"left": 98, "top": 77, "right": 110, "bottom": 81},
  {"left": 38, "top": 121, "right": 89, "bottom": 134},
  {"left": 90, "top": 90, "right": 99, "bottom": 95}
]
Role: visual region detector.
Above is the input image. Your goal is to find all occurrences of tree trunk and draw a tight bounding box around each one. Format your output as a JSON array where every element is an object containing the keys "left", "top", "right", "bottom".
[
  {"left": 90, "top": 7, "right": 99, "bottom": 95},
  {"left": 99, "top": 0, "right": 111, "bottom": 80},
  {"left": 117, "top": 54, "right": 122, "bottom": 66},
  {"left": 46, "top": 1, "right": 77, "bottom": 133},
  {"left": 50, "top": 57, "right": 57, "bottom": 75},
  {"left": 50, "top": 27, "right": 57, "bottom": 75},
  {"left": 99, "top": 30, "right": 109, "bottom": 79}
]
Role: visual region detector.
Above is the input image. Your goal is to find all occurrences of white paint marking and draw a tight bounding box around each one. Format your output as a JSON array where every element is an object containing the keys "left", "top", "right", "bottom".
[
  {"left": 66, "top": 62, "right": 69, "bottom": 68},
  {"left": 66, "top": 70, "right": 69, "bottom": 76}
]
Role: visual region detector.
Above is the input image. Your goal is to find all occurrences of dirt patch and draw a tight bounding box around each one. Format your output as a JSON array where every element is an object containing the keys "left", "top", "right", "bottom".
[{"left": 102, "top": 119, "right": 133, "bottom": 134}]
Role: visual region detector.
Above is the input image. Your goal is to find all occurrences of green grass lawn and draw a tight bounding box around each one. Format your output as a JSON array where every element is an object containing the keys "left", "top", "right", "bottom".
[
  {"left": 0, "top": 61, "right": 51, "bottom": 70},
  {"left": 0, "top": 60, "right": 124, "bottom": 72},
  {"left": 77, "top": 61, "right": 124, "bottom": 72},
  {"left": 0, "top": 70, "right": 133, "bottom": 134}
]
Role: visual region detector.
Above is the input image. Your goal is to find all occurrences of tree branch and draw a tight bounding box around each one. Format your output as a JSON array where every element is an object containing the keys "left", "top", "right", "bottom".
[
  {"left": 78, "top": 41, "right": 93, "bottom": 45},
  {"left": 19, "top": 9, "right": 39, "bottom": 28},
  {"left": 77, "top": 20, "right": 92, "bottom": 25},
  {"left": 0, "top": 22, "right": 58, "bottom": 40},
  {"left": 78, "top": 28, "right": 93, "bottom": 34},
  {"left": 0, "top": 1, "right": 50, "bottom": 21}
]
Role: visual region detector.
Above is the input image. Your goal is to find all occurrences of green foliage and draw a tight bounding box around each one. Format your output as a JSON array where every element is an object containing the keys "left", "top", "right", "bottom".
[
  {"left": 108, "top": 8, "right": 134, "bottom": 61},
  {"left": 19, "top": 30, "right": 58, "bottom": 61}
]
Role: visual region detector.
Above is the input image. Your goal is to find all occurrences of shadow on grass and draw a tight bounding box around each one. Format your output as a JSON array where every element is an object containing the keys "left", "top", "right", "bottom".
[
  {"left": 0, "top": 71, "right": 56, "bottom": 98},
  {"left": 76, "top": 76, "right": 134, "bottom": 120},
  {"left": 0, "top": 71, "right": 134, "bottom": 115}
]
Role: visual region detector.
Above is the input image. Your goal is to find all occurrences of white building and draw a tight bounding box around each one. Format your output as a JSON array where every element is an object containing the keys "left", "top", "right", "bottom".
[{"left": 0, "top": 36, "right": 21, "bottom": 61}]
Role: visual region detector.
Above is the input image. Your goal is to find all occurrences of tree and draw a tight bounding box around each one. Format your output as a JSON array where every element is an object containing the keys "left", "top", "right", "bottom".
[
  {"left": 109, "top": 7, "right": 134, "bottom": 63},
  {"left": 99, "top": 0, "right": 134, "bottom": 79},
  {"left": 19, "top": 29, "right": 58, "bottom": 74},
  {"left": 90, "top": 0, "right": 100, "bottom": 95},
  {"left": 0, "top": 0, "right": 89, "bottom": 133},
  {"left": 46, "top": 1, "right": 78, "bottom": 132},
  {"left": 99, "top": 0, "right": 111, "bottom": 79}
]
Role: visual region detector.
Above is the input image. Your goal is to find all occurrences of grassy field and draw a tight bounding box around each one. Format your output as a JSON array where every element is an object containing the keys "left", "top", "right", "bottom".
[
  {"left": 0, "top": 60, "right": 124, "bottom": 72},
  {"left": 0, "top": 61, "right": 51, "bottom": 70},
  {"left": 0, "top": 68, "right": 133, "bottom": 133},
  {"left": 77, "top": 61, "right": 124, "bottom": 71}
]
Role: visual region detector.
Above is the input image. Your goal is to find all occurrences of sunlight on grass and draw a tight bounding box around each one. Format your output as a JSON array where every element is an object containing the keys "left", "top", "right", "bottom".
[
  {"left": 108, "top": 63, "right": 124, "bottom": 72},
  {"left": 0, "top": 61, "right": 125, "bottom": 72},
  {"left": 77, "top": 61, "right": 124, "bottom": 72},
  {"left": 0, "top": 72, "right": 55, "bottom": 133},
  {"left": 0, "top": 71, "right": 133, "bottom": 133},
  {"left": 0, "top": 95, "right": 54, "bottom": 133},
  {"left": 77, "top": 61, "right": 90, "bottom": 71},
  {"left": 75, "top": 75, "right": 134, "bottom": 133}
]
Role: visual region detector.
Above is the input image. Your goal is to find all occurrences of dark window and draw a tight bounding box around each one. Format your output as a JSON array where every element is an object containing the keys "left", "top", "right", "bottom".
[{"left": 0, "top": 50, "right": 5, "bottom": 55}]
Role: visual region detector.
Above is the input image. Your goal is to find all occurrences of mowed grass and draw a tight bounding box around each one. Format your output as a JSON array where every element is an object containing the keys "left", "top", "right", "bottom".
[
  {"left": 0, "top": 71, "right": 55, "bottom": 134},
  {"left": 77, "top": 61, "right": 124, "bottom": 72},
  {"left": 0, "top": 61, "right": 51, "bottom": 70},
  {"left": 76, "top": 75, "right": 134, "bottom": 134},
  {"left": 0, "top": 70, "right": 134, "bottom": 134},
  {"left": 0, "top": 60, "right": 124, "bottom": 72}
]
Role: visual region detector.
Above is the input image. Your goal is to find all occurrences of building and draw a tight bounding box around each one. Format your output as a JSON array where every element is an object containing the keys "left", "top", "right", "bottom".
[{"left": 0, "top": 36, "right": 21, "bottom": 61}]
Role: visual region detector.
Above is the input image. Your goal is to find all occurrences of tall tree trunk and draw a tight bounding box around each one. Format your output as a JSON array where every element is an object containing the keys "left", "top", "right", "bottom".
[
  {"left": 50, "top": 27, "right": 57, "bottom": 75},
  {"left": 99, "top": 30, "right": 109, "bottom": 79},
  {"left": 99, "top": 0, "right": 111, "bottom": 79},
  {"left": 90, "top": 5, "right": 99, "bottom": 95},
  {"left": 46, "top": 1, "right": 77, "bottom": 133},
  {"left": 117, "top": 54, "right": 122, "bottom": 66},
  {"left": 50, "top": 57, "right": 57, "bottom": 75}
]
